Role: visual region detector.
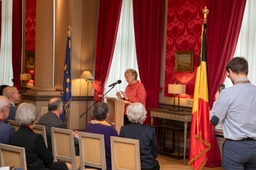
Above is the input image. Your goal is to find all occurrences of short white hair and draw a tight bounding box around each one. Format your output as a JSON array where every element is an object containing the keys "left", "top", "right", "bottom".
[
  {"left": 16, "top": 102, "right": 38, "bottom": 125},
  {"left": 0, "top": 96, "right": 9, "bottom": 111},
  {"left": 126, "top": 102, "right": 147, "bottom": 123}
]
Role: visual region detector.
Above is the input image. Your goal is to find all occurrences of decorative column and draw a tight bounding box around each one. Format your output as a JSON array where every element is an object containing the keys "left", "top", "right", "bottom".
[
  {"left": 27, "top": 0, "right": 60, "bottom": 96},
  {"left": 23, "top": 0, "right": 60, "bottom": 119}
]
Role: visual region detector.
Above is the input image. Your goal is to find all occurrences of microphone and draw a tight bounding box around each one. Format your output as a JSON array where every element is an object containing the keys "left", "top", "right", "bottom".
[{"left": 108, "top": 80, "right": 122, "bottom": 87}]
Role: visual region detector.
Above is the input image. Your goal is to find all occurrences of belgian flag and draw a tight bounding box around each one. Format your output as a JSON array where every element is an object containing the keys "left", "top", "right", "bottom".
[{"left": 188, "top": 23, "right": 211, "bottom": 169}]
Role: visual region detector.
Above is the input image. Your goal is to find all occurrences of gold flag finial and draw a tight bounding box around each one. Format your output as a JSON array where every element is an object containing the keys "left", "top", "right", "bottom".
[
  {"left": 202, "top": 6, "right": 209, "bottom": 24},
  {"left": 67, "top": 25, "right": 72, "bottom": 36}
]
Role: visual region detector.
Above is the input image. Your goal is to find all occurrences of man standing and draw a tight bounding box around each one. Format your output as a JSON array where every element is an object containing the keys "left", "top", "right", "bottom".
[
  {"left": 3, "top": 86, "right": 20, "bottom": 121},
  {"left": 38, "top": 97, "right": 79, "bottom": 155},
  {"left": 210, "top": 57, "right": 256, "bottom": 169},
  {"left": 0, "top": 96, "right": 15, "bottom": 144}
]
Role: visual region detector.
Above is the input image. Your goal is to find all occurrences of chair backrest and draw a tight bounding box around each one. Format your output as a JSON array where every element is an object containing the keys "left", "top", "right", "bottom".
[
  {"left": 78, "top": 132, "right": 106, "bottom": 170},
  {"left": 34, "top": 124, "right": 48, "bottom": 148},
  {"left": 0, "top": 143, "right": 27, "bottom": 170},
  {"left": 51, "top": 127, "right": 79, "bottom": 170},
  {"left": 110, "top": 136, "right": 140, "bottom": 170},
  {"left": 8, "top": 120, "right": 20, "bottom": 131},
  {"left": 8, "top": 121, "right": 48, "bottom": 148}
]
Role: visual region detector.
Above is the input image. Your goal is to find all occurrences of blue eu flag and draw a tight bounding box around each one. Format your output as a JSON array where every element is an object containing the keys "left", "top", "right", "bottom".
[{"left": 61, "top": 36, "right": 72, "bottom": 123}]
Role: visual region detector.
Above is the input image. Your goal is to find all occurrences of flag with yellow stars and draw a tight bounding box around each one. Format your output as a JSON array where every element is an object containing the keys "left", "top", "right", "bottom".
[{"left": 61, "top": 36, "right": 71, "bottom": 123}]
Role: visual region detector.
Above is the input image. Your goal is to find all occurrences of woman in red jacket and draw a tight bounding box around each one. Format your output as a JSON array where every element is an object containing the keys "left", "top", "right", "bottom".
[{"left": 116, "top": 68, "right": 146, "bottom": 125}]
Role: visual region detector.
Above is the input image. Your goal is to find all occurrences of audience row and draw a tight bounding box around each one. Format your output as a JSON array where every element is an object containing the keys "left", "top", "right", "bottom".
[{"left": 0, "top": 93, "right": 159, "bottom": 170}]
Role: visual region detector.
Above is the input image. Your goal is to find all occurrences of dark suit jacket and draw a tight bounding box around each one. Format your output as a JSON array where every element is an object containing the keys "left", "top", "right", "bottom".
[
  {"left": 9, "top": 126, "right": 53, "bottom": 170},
  {"left": 0, "top": 120, "right": 15, "bottom": 144},
  {"left": 38, "top": 111, "right": 79, "bottom": 155},
  {"left": 7, "top": 103, "right": 16, "bottom": 121},
  {"left": 119, "top": 123, "right": 158, "bottom": 169}
]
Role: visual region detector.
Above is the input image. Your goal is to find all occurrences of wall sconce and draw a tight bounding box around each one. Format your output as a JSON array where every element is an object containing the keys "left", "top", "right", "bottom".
[
  {"left": 168, "top": 84, "right": 186, "bottom": 110},
  {"left": 79, "top": 71, "right": 94, "bottom": 96},
  {"left": 20, "top": 73, "right": 31, "bottom": 89}
]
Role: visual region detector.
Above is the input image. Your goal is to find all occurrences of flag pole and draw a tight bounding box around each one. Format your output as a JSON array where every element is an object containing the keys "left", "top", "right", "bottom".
[
  {"left": 66, "top": 25, "right": 72, "bottom": 125},
  {"left": 61, "top": 25, "right": 72, "bottom": 125},
  {"left": 203, "top": 6, "right": 209, "bottom": 24},
  {"left": 67, "top": 25, "right": 72, "bottom": 47},
  {"left": 188, "top": 6, "right": 211, "bottom": 170}
]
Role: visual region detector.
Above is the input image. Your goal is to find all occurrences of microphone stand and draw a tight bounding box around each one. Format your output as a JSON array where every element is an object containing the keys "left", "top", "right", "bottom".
[{"left": 79, "top": 85, "right": 116, "bottom": 118}]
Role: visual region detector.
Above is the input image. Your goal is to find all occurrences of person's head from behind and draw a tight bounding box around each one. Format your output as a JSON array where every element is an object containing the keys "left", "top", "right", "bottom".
[
  {"left": 126, "top": 102, "right": 147, "bottom": 124},
  {"left": 93, "top": 102, "right": 109, "bottom": 121},
  {"left": 125, "top": 69, "right": 138, "bottom": 84},
  {"left": 0, "top": 96, "right": 11, "bottom": 119},
  {"left": 16, "top": 102, "right": 38, "bottom": 126},
  {"left": 0, "top": 85, "right": 9, "bottom": 95},
  {"left": 48, "top": 97, "right": 63, "bottom": 115},
  {"left": 225, "top": 57, "right": 248, "bottom": 84},
  {"left": 3, "top": 86, "right": 20, "bottom": 104}
]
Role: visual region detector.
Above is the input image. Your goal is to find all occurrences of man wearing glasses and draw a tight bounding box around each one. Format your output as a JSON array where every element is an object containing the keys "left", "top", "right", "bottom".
[{"left": 0, "top": 96, "right": 15, "bottom": 144}]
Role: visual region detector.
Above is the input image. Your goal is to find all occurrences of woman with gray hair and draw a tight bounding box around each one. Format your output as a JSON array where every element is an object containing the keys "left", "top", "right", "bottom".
[
  {"left": 9, "top": 102, "right": 68, "bottom": 170},
  {"left": 84, "top": 102, "right": 118, "bottom": 170},
  {"left": 116, "top": 68, "right": 146, "bottom": 125},
  {"left": 119, "top": 102, "right": 159, "bottom": 170}
]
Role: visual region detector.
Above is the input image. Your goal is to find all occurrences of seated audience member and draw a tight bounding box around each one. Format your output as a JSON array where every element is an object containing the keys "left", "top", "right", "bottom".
[
  {"left": 84, "top": 102, "right": 118, "bottom": 170},
  {"left": 0, "top": 85, "right": 9, "bottom": 95},
  {"left": 3, "top": 86, "right": 20, "bottom": 121},
  {"left": 9, "top": 102, "right": 68, "bottom": 170},
  {"left": 119, "top": 102, "right": 159, "bottom": 170},
  {"left": 38, "top": 97, "right": 79, "bottom": 155},
  {"left": 0, "top": 96, "right": 15, "bottom": 144}
]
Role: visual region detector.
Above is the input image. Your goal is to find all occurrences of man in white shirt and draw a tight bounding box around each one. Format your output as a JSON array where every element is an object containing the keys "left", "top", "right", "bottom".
[{"left": 210, "top": 57, "right": 256, "bottom": 169}]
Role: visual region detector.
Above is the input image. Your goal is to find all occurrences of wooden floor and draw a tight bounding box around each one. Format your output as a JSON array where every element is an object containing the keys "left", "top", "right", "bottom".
[{"left": 157, "top": 154, "right": 222, "bottom": 170}]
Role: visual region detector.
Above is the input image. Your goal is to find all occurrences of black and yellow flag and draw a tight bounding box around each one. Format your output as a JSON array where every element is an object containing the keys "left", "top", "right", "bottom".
[{"left": 188, "top": 22, "right": 211, "bottom": 170}]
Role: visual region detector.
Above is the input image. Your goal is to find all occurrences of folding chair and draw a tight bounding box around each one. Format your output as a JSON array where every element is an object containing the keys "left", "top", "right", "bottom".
[
  {"left": 34, "top": 124, "right": 48, "bottom": 148},
  {"left": 110, "top": 136, "right": 140, "bottom": 170},
  {"left": 51, "top": 127, "right": 80, "bottom": 170},
  {"left": 8, "top": 120, "right": 48, "bottom": 148},
  {"left": 0, "top": 143, "right": 27, "bottom": 170},
  {"left": 78, "top": 132, "right": 106, "bottom": 170},
  {"left": 8, "top": 120, "right": 20, "bottom": 131}
]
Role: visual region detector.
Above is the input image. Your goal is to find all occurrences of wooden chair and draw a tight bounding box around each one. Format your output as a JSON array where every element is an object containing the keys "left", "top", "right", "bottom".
[
  {"left": 0, "top": 143, "right": 27, "bottom": 170},
  {"left": 8, "top": 120, "right": 48, "bottom": 148},
  {"left": 8, "top": 120, "right": 20, "bottom": 131},
  {"left": 110, "top": 136, "right": 141, "bottom": 170},
  {"left": 78, "top": 132, "right": 106, "bottom": 170},
  {"left": 34, "top": 124, "right": 48, "bottom": 148},
  {"left": 51, "top": 127, "right": 80, "bottom": 170}
]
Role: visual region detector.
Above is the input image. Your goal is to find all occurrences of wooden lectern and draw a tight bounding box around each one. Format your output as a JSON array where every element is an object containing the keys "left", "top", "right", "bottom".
[{"left": 106, "top": 97, "right": 126, "bottom": 134}]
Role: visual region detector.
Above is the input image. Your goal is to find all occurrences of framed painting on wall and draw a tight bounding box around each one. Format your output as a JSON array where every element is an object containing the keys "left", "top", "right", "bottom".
[
  {"left": 174, "top": 50, "right": 193, "bottom": 72},
  {"left": 25, "top": 51, "right": 35, "bottom": 71}
]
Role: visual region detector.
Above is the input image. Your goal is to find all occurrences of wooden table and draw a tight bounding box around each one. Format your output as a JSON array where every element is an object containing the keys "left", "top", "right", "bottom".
[{"left": 150, "top": 108, "right": 191, "bottom": 160}]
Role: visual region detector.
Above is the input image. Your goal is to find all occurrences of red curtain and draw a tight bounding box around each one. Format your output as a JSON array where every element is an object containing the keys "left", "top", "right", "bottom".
[
  {"left": 207, "top": 0, "right": 246, "bottom": 107},
  {"left": 12, "top": 0, "right": 22, "bottom": 89},
  {"left": 133, "top": 0, "right": 165, "bottom": 124},
  {"left": 93, "top": 0, "right": 122, "bottom": 102},
  {"left": 205, "top": 0, "right": 246, "bottom": 167}
]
